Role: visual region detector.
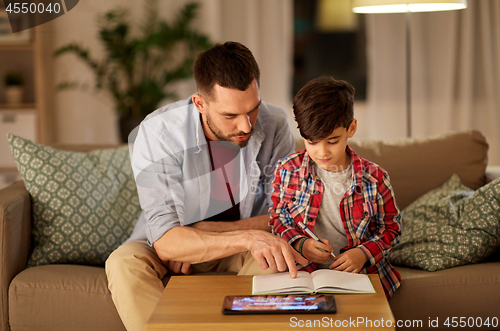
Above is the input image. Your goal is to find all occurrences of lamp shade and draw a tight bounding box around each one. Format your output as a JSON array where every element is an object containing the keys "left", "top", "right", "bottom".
[{"left": 352, "top": 0, "right": 467, "bottom": 13}]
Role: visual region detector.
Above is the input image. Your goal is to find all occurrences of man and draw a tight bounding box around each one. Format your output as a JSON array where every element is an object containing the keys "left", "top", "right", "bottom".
[{"left": 105, "top": 41, "right": 307, "bottom": 331}]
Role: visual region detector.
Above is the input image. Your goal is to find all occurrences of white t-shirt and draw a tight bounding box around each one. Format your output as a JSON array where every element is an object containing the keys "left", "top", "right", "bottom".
[{"left": 313, "top": 162, "right": 352, "bottom": 268}]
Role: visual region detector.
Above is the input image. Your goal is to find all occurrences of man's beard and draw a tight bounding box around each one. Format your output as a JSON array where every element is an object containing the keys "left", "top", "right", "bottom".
[{"left": 206, "top": 113, "right": 253, "bottom": 148}]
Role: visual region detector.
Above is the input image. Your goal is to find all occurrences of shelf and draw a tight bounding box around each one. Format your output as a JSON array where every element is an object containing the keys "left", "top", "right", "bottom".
[
  {"left": 0, "top": 43, "right": 34, "bottom": 51},
  {"left": 0, "top": 103, "right": 36, "bottom": 111},
  {"left": 0, "top": 21, "right": 54, "bottom": 144}
]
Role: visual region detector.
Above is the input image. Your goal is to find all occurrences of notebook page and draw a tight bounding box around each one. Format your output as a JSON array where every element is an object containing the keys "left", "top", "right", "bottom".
[
  {"left": 311, "top": 269, "right": 375, "bottom": 293},
  {"left": 252, "top": 271, "right": 314, "bottom": 295}
]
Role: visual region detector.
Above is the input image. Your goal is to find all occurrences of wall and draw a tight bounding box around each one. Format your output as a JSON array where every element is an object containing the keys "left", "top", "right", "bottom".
[
  {"left": 51, "top": 0, "right": 298, "bottom": 144},
  {"left": 365, "top": 4, "right": 500, "bottom": 165},
  {"left": 50, "top": 1, "right": 496, "bottom": 165}
]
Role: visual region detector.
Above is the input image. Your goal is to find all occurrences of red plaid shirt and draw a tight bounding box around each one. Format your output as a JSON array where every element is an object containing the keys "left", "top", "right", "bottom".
[{"left": 269, "top": 146, "right": 401, "bottom": 298}]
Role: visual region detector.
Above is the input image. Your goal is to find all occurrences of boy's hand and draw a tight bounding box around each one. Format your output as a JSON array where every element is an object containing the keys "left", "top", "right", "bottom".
[
  {"left": 294, "top": 238, "right": 333, "bottom": 264},
  {"left": 329, "top": 248, "right": 367, "bottom": 273}
]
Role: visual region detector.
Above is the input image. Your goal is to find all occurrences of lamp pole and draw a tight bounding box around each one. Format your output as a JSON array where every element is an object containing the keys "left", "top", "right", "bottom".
[
  {"left": 351, "top": 0, "right": 468, "bottom": 138},
  {"left": 406, "top": 10, "right": 412, "bottom": 137}
]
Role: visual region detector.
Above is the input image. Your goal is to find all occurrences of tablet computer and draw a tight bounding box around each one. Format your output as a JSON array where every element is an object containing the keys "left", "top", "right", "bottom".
[{"left": 222, "top": 294, "right": 336, "bottom": 315}]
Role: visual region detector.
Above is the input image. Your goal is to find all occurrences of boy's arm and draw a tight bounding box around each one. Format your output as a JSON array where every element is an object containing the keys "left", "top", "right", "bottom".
[
  {"left": 269, "top": 170, "right": 332, "bottom": 265},
  {"left": 264, "top": 113, "right": 296, "bottom": 208},
  {"left": 268, "top": 161, "right": 306, "bottom": 246},
  {"left": 356, "top": 171, "right": 402, "bottom": 267}
]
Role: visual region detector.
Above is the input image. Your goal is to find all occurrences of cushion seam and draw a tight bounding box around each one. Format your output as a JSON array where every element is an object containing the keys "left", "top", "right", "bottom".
[
  {"left": 400, "top": 278, "right": 500, "bottom": 289},
  {"left": 11, "top": 284, "right": 110, "bottom": 295}
]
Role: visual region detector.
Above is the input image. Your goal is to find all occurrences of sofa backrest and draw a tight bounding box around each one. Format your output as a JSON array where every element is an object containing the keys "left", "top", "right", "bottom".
[
  {"left": 49, "top": 144, "right": 123, "bottom": 152},
  {"left": 349, "top": 130, "right": 488, "bottom": 210},
  {"left": 52, "top": 132, "right": 489, "bottom": 212}
]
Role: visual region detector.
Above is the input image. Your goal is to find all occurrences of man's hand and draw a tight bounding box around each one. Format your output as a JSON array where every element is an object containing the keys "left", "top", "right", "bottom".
[
  {"left": 295, "top": 238, "right": 333, "bottom": 264},
  {"left": 163, "top": 260, "right": 192, "bottom": 275},
  {"left": 329, "top": 248, "right": 368, "bottom": 273},
  {"left": 247, "top": 231, "right": 308, "bottom": 278},
  {"left": 153, "top": 226, "right": 306, "bottom": 275}
]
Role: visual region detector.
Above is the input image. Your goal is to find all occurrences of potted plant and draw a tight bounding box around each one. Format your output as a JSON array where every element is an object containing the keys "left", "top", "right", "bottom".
[
  {"left": 4, "top": 72, "right": 24, "bottom": 105},
  {"left": 54, "top": 0, "right": 212, "bottom": 142}
]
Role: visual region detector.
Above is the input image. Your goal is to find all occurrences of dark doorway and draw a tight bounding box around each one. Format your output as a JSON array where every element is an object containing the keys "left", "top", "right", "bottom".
[{"left": 293, "top": 0, "right": 367, "bottom": 100}]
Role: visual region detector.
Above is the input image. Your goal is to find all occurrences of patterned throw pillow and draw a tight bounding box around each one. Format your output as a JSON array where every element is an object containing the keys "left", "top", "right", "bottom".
[
  {"left": 8, "top": 134, "right": 141, "bottom": 267},
  {"left": 390, "top": 174, "right": 500, "bottom": 272}
]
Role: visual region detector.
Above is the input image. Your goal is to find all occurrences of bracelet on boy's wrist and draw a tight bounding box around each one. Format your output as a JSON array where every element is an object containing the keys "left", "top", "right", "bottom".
[{"left": 298, "top": 237, "right": 308, "bottom": 258}]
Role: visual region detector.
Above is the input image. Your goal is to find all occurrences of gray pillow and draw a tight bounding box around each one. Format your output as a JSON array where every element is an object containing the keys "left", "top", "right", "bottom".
[
  {"left": 390, "top": 174, "right": 500, "bottom": 272},
  {"left": 8, "top": 134, "right": 141, "bottom": 267}
]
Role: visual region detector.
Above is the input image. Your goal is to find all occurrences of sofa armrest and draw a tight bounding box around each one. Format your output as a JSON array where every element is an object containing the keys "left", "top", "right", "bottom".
[
  {"left": 486, "top": 166, "right": 500, "bottom": 183},
  {"left": 0, "top": 181, "right": 31, "bottom": 331}
]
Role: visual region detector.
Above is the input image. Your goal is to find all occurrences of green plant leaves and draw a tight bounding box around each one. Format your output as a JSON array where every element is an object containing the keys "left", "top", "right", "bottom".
[{"left": 54, "top": 1, "right": 212, "bottom": 118}]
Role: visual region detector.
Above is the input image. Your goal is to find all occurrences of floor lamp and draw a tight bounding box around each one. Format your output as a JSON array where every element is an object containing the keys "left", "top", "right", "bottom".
[{"left": 351, "top": 0, "right": 467, "bottom": 137}]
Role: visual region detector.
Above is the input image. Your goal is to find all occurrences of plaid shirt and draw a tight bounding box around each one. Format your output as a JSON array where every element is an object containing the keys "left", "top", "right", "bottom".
[{"left": 269, "top": 146, "right": 401, "bottom": 298}]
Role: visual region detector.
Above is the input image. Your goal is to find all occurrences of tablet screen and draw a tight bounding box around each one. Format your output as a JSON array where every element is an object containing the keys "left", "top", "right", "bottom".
[{"left": 222, "top": 294, "right": 336, "bottom": 315}]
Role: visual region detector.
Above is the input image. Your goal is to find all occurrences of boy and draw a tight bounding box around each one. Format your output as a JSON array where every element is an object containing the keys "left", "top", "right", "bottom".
[{"left": 269, "top": 76, "right": 401, "bottom": 298}]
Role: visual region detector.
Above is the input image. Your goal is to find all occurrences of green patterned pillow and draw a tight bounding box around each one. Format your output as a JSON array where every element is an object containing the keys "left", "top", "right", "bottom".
[
  {"left": 8, "top": 134, "right": 141, "bottom": 267},
  {"left": 390, "top": 174, "right": 500, "bottom": 272}
]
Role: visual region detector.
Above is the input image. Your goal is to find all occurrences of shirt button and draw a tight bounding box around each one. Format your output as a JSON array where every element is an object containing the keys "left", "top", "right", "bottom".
[
  {"left": 291, "top": 197, "right": 296, "bottom": 202},
  {"left": 314, "top": 190, "right": 320, "bottom": 194},
  {"left": 308, "top": 218, "right": 313, "bottom": 222},
  {"left": 364, "top": 211, "right": 369, "bottom": 216}
]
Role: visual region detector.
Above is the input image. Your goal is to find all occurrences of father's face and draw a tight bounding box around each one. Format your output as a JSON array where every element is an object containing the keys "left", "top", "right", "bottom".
[{"left": 193, "top": 79, "right": 261, "bottom": 148}]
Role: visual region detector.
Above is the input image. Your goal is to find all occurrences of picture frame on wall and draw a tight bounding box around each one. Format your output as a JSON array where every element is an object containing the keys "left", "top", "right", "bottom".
[{"left": 0, "top": 10, "right": 31, "bottom": 44}]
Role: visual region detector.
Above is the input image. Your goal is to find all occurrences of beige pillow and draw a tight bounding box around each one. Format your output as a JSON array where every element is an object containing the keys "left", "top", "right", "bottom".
[{"left": 349, "top": 130, "right": 488, "bottom": 210}]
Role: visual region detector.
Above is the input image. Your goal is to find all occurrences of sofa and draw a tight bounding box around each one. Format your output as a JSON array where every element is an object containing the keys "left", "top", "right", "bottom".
[{"left": 1, "top": 130, "right": 499, "bottom": 331}]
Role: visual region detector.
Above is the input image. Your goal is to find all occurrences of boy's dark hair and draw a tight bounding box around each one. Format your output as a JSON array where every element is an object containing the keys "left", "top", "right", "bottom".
[
  {"left": 193, "top": 41, "right": 260, "bottom": 101},
  {"left": 293, "top": 76, "right": 355, "bottom": 141}
]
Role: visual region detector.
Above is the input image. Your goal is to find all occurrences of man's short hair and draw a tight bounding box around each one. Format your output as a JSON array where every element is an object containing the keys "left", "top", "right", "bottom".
[
  {"left": 193, "top": 41, "right": 260, "bottom": 100},
  {"left": 293, "top": 76, "right": 355, "bottom": 141}
]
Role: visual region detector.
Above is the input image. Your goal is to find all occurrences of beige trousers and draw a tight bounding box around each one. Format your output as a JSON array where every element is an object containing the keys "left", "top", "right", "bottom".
[{"left": 105, "top": 240, "right": 277, "bottom": 331}]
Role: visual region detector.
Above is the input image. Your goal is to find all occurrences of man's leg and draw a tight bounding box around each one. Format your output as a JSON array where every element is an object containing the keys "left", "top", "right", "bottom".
[
  {"left": 105, "top": 240, "right": 167, "bottom": 331},
  {"left": 190, "top": 253, "right": 244, "bottom": 274},
  {"left": 237, "top": 251, "right": 281, "bottom": 275},
  {"left": 190, "top": 252, "right": 277, "bottom": 275}
]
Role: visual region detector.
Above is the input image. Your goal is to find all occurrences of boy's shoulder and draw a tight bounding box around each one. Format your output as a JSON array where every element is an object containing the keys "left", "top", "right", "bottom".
[
  {"left": 350, "top": 146, "right": 390, "bottom": 182},
  {"left": 277, "top": 149, "right": 307, "bottom": 171}
]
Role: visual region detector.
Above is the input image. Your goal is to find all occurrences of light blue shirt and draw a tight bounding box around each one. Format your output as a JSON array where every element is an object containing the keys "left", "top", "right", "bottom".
[{"left": 126, "top": 97, "right": 295, "bottom": 246}]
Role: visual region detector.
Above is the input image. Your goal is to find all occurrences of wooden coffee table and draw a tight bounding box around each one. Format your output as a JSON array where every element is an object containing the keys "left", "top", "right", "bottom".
[{"left": 147, "top": 274, "right": 395, "bottom": 330}]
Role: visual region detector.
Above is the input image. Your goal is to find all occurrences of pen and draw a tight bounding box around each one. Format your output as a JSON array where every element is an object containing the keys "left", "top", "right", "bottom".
[{"left": 297, "top": 221, "right": 336, "bottom": 258}]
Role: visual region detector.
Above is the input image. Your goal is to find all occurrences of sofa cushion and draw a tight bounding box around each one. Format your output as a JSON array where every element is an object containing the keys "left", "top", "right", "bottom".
[
  {"left": 8, "top": 265, "right": 126, "bottom": 331},
  {"left": 8, "top": 135, "right": 141, "bottom": 267},
  {"left": 349, "top": 130, "right": 488, "bottom": 210},
  {"left": 390, "top": 174, "right": 500, "bottom": 271},
  {"left": 390, "top": 263, "right": 500, "bottom": 326}
]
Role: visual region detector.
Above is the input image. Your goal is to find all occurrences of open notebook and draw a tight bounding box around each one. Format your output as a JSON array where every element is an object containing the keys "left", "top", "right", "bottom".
[{"left": 252, "top": 269, "right": 375, "bottom": 295}]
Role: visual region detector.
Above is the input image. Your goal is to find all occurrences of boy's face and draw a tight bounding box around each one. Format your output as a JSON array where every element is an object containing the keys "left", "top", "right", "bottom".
[{"left": 303, "top": 119, "right": 357, "bottom": 172}]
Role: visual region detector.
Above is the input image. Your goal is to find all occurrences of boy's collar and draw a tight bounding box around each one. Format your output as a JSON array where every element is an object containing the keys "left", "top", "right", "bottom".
[
  {"left": 301, "top": 146, "right": 364, "bottom": 188},
  {"left": 299, "top": 152, "right": 314, "bottom": 180}
]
